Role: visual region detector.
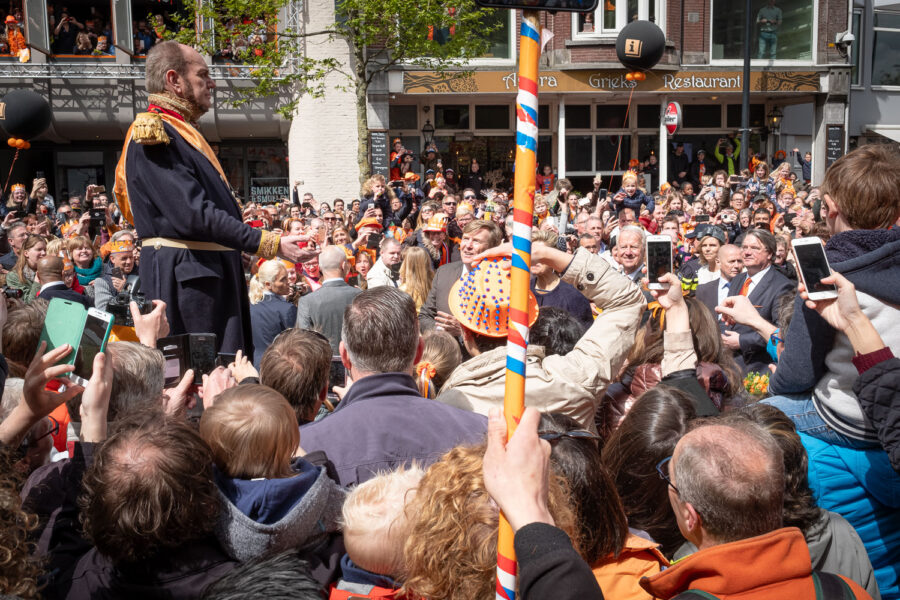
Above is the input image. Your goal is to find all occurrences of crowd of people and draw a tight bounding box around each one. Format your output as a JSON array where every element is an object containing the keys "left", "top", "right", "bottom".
[{"left": 1, "top": 40, "right": 899, "bottom": 600}]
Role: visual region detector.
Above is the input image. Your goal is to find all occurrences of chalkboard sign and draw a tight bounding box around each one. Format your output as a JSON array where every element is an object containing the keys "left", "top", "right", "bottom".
[
  {"left": 826, "top": 125, "right": 844, "bottom": 168},
  {"left": 370, "top": 131, "right": 389, "bottom": 179}
]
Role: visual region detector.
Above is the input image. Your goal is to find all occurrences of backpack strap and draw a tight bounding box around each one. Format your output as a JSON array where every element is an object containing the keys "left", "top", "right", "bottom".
[
  {"left": 813, "top": 571, "right": 856, "bottom": 600},
  {"left": 673, "top": 591, "right": 722, "bottom": 600}
]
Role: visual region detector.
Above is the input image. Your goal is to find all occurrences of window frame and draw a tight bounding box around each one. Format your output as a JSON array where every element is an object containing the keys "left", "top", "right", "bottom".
[
  {"left": 708, "top": 0, "right": 818, "bottom": 66},
  {"left": 850, "top": 8, "right": 863, "bottom": 88},
  {"left": 462, "top": 9, "right": 517, "bottom": 65},
  {"left": 870, "top": 9, "right": 900, "bottom": 90},
  {"left": 571, "top": 0, "right": 666, "bottom": 40}
]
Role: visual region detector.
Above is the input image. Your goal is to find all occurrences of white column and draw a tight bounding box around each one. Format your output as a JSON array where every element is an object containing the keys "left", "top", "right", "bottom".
[
  {"left": 658, "top": 96, "right": 668, "bottom": 189},
  {"left": 557, "top": 99, "right": 566, "bottom": 178}
]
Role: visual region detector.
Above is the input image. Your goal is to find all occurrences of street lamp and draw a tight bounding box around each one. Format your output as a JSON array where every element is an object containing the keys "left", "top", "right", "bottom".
[
  {"left": 421, "top": 119, "right": 435, "bottom": 146},
  {"left": 767, "top": 106, "right": 784, "bottom": 135}
]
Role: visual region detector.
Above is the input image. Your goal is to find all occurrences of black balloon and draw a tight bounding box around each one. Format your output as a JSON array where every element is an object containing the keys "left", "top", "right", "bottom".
[
  {"left": 616, "top": 20, "right": 665, "bottom": 72},
  {"left": 0, "top": 89, "right": 52, "bottom": 140}
]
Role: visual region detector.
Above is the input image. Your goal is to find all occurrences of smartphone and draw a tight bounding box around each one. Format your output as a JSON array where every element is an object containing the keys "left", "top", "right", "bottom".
[
  {"left": 366, "top": 232, "right": 383, "bottom": 250},
  {"left": 645, "top": 235, "right": 673, "bottom": 290},
  {"left": 216, "top": 352, "right": 237, "bottom": 368},
  {"left": 95, "top": 185, "right": 106, "bottom": 193},
  {"left": 784, "top": 212, "right": 798, "bottom": 229},
  {"left": 89, "top": 208, "right": 105, "bottom": 221},
  {"left": 37, "top": 298, "right": 88, "bottom": 369},
  {"left": 791, "top": 237, "right": 837, "bottom": 301},
  {"left": 13, "top": 210, "right": 26, "bottom": 219},
  {"left": 696, "top": 214, "right": 711, "bottom": 223},
  {"left": 327, "top": 355, "right": 345, "bottom": 404},
  {"left": 188, "top": 334, "right": 217, "bottom": 385},
  {"left": 70, "top": 308, "right": 114, "bottom": 386},
  {"left": 599, "top": 188, "right": 608, "bottom": 201},
  {"left": 110, "top": 267, "right": 124, "bottom": 279}
]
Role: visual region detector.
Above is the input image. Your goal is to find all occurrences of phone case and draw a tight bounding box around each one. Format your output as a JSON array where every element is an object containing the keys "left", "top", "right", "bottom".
[{"left": 38, "top": 298, "right": 88, "bottom": 366}]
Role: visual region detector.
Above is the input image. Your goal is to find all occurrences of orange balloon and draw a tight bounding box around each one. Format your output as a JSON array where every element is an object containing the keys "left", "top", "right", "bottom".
[
  {"left": 7, "top": 138, "right": 16, "bottom": 147},
  {"left": 15, "top": 139, "right": 26, "bottom": 149},
  {"left": 22, "top": 141, "right": 31, "bottom": 150},
  {"left": 635, "top": 72, "right": 646, "bottom": 81},
  {"left": 625, "top": 72, "right": 635, "bottom": 81}
]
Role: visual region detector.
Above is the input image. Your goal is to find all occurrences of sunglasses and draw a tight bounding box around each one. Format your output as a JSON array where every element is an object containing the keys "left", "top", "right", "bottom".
[
  {"left": 444, "top": 201, "right": 457, "bottom": 206},
  {"left": 537, "top": 430, "right": 601, "bottom": 443},
  {"left": 463, "top": 195, "right": 476, "bottom": 200}
]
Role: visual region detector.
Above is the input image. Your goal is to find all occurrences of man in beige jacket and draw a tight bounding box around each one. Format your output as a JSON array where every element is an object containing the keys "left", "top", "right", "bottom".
[{"left": 437, "top": 244, "right": 646, "bottom": 432}]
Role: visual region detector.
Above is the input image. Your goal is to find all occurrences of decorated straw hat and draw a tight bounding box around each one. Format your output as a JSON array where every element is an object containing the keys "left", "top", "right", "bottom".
[
  {"left": 449, "top": 258, "right": 539, "bottom": 338},
  {"left": 108, "top": 239, "right": 134, "bottom": 254},
  {"left": 423, "top": 214, "right": 448, "bottom": 233},
  {"left": 403, "top": 172, "right": 420, "bottom": 183}
]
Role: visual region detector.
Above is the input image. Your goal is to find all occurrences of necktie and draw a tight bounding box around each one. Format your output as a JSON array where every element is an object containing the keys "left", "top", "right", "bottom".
[{"left": 739, "top": 277, "right": 751, "bottom": 296}]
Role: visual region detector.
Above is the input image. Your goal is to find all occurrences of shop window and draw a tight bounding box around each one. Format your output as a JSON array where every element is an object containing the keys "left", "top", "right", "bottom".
[
  {"left": 637, "top": 105, "right": 661, "bottom": 129},
  {"left": 711, "top": 0, "right": 813, "bottom": 61},
  {"left": 566, "top": 105, "right": 591, "bottom": 129},
  {"left": 725, "top": 104, "right": 765, "bottom": 128},
  {"left": 565, "top": 135, "right": 593, "bottom": 172},
  {"left": 475, "top": 105, "right": 511, "bottom": 129},
  {"left": 872, "top": 11, "right": 900, "bottom": 86},
  {"left": 217, "top": 143, "right": 288, "bottom": 202},
  {"left": 574, "top": 0, "right": 664, "bottom": 37},
  {"left": 436, "top": 105, "right": 470, "bottom": 130},
  {"left": 682, "top": 105, "right": 721, "bottom": 129},
  {"left": 539, "top": 105, "right": 551, "bottom": 129},
  {"left": 390, "top": 105, "right": 418, "bottom": 130},
  {"left": 596, "top": 105, "right": 629, "bottom": 129},
  {"left": 596, "top": 134, "right": 631, "bottom": 172}
]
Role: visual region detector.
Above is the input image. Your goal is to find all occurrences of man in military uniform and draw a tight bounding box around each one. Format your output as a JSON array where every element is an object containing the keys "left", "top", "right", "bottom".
[{"left": 114, "top": 41, "right": 315, "bottom": 354}]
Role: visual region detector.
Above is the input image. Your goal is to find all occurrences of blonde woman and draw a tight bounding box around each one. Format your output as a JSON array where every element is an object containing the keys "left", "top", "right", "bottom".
[
  {"left": 399, "top": 246, "right": 434, "bottom": 311},
  {"left": 248, "top": 260, "right": 297, "bottom": 367}
]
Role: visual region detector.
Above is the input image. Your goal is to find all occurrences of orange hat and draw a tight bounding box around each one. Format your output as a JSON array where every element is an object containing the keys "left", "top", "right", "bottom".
[
  {"left": 108, "top": 239, "right": 134, "bottom": 254},
  {"left": 622, "top": 169, "right": 639, "bottom": 183},
  {"left": 423, "top": 214, "right": 448, "bottom": 233},
  {"left": 59, "top": 220, "right": 79, "bottom": 237},
  {"left": 403, "top": 172, "right": 420, "bottom": 182},
  {"left": 11, "top": 183, "right": 25, "bottom": 192},
  {"left": 628, "top": 158, "right": 640, "bottom": 168},
  {"left": 5, "top": 15, "right": 16, "bottom": 24},
  {"left": 660, "top": 182, "right": 671, "bottom": 194},
  {"left": 355, "top": 217, "right": 383, "bottom": 232},
  {"left": 450, "top": 258, "right": 539, "bottom": 338},
  {"left": 392, "top": 138, "right": 402, "bottom": 145}
]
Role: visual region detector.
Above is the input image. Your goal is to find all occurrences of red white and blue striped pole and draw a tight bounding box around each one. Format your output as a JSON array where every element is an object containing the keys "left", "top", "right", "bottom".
[{"left": 496, "top": 10, "right": 540, "bottom": 600}]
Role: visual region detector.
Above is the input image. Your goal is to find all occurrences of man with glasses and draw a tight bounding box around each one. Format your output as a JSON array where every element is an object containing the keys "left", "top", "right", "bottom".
[
  {"left": 643, "top": 420, "right": 871, "bottom": 599},
  {"left": 722, "top": 229, "right": 793, "bottom": 374}
]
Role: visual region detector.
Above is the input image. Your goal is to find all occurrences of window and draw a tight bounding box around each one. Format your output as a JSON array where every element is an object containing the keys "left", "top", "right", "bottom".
[
  {"left": 596, "top": 105, "right": 629, "bottom": 129},
  {"left": 566, "top": 135, "right": 593, "bottom": 172},
  {"left": 49, "top": 0, "right": 116, "bottom": 56},
  {"left": 726, "top": 104, "right": 765, "bottom": 128},
  {"left": 435, "top": 105, "right": 470, "bottom": 129},
  {"left": 479, "top": 9, "right": 513, "bottom": 60},
  {"left": 390, "top": 105, "right": 418, "bottom": 130},
  {"left": 539, "top": 105, "right": 551, "bottom": 129},
  {"left": 475, "top": 105, "right": 510, "bottom": 129},
  {"left": 574, "top": 0, "right": 664, "bottom": 37},
  {"left": 851, "top": 9, "right": 861, "bottom": 86},
  {"left": 872, "top": 11, "right": 900, "bottom": 87},
  {"left": 637, "top": 105, "right": 661, "bottom": 129},
  {"left": 596, "top": 135, "right": 631, "bottom": 171},
  {"left": 683, "top": 105, "right": 721, "bottom": 128},
  {"left": 711, "top": 0, "right": 813, "bottom": 61},
  {"left": 566, "top": 105, "right": 592, "bottom": 129}
]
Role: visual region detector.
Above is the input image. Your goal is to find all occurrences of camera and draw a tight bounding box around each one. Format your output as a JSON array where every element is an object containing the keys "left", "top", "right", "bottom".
[
  {"left": 2, "top": 287, "right": 23, "bottom": 299},
  {"left": 106, "top": 290, "right": 152, "bottom": 327},
  {"left": 834, "top": 31, "right": 855, "bottom": 56}
]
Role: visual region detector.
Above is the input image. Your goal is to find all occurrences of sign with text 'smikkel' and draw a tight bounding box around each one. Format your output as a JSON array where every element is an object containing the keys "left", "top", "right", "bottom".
[{"left": 250, "top": 178, "right": 290, "bottom": 204}]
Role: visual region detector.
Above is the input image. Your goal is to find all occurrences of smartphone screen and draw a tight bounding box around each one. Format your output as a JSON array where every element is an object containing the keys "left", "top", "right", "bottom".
[
  {"left": 328, "top": 356, "right": 345, "bottom": 395},
  {"left": 73, "top": 312, "right": 111, "bottom": 382},
  {"left": 366, "top": 232, "right": 382, "bottom": 250},
  {"left": 646, "top": 240, "right": 672, "bottom": 285},
  {"left": 794, "top": 243, "right": 836, "bottom": 294},
  {"left": 189, "top": 335, "right": 217, "bottom": 385}
]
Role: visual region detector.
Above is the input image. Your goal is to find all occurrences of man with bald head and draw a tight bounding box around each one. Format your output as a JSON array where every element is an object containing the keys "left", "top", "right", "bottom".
[
  {"left": 641, "top": 419, "right": 872, "bottom": 599},
  {"left": 296, "top": 245, "right": 361, "bottom": 354},
  {"left": 35, "top": 256, "right": 92, "bottom": 308},
  {"left": 695, "top": 244, "right": 742, "bottom": 317}
]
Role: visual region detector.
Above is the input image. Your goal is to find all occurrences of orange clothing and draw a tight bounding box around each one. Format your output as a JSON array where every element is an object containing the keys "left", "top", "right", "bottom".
[
  {"left": 49, "top": 403, "right": 70, "bottom": 453},
  {"left": 592, "top": 532, "right": 668, "bottom": 600},
  {"left": 7, "top": 26, "right": 26, "bottom": 55},
  {"left": 640, "top": 527, "right": 872, "bottom": 600}
]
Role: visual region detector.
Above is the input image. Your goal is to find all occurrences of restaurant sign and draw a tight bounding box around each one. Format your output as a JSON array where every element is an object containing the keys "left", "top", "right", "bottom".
[{"left": 403, "top": 70, "right": 819, "bottom": 94}]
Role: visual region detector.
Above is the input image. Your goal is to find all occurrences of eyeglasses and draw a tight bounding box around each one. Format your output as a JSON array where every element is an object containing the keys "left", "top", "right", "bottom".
[
  {"left": 656, "top": 456, "right": 679, "bottom": 495},
  {"left": 538, "top": 430, "right": 601, "bottom": 443},
  {"left": 324, "top": 217, "right": 337, "bottom": 221},
  {"left": 463, "top": 195, "right": 476, "bottom": 200},
  {"left": 443, "top": 201, "right": 457, "bottom": 206}
]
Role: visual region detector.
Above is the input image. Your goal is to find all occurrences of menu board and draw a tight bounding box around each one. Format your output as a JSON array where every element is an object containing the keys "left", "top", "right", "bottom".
[
  {"left": 370, "top": 130, "right": 389, "bottom": 179},
  {"left": 826, "top": 124, "right": 844, "bottom": 168}
]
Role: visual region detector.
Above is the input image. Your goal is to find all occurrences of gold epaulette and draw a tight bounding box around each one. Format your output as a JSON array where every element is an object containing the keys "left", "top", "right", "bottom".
[{"left": 132, "top": 112, "right": 170, "bottom": 145}]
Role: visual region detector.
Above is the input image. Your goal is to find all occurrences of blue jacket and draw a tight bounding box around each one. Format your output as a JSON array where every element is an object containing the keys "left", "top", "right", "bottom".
[
  {"left": 611, "top": 188, "right": 654, "bottom": 215},
  {"left": 803, "top": 432, "right": 900, "bottom": 600},
  {"left": 299, "top": 372, "right": 487, "bottom": 486},
  {"left": 250, "top": 294, "right": 297, "bottom": 367}
]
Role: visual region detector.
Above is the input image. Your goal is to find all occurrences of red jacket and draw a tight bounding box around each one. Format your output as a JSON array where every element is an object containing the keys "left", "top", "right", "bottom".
[{"left": 640, "top": 528, "right": 872, "bottom": 600}]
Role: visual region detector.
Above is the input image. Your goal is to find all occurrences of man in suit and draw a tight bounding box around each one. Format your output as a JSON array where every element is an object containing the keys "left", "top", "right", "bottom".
[
  {"left": 696, "top": 244, "right": 743, "bottom": 317},
  {"left": 418, "top": 219, "right": 503, "bottom": 336},
  {"left": 35, "top": 256, "right": 92, "bottom": 309},
  {"left": 296, "top": 246, "right": 360, "bottom": 355},
  {"left": 722, "top": 230, "right": 794, "bottom": 374}
]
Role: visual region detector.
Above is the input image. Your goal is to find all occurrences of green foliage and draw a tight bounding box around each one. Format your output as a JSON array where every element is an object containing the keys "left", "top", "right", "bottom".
[{"left": 166, "top": 0, "right": 503, "bottom": 119}]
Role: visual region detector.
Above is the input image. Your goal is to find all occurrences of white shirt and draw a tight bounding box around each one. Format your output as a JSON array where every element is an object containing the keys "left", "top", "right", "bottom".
[
  {"left": 39, "top": 280, "right": 65, "bottom": 294},
  {"left": 743, "top": 265, "right": 771, "bottom": 297},
  {"left": 717, "top": 276, "right": 733, "bottom": 307}
]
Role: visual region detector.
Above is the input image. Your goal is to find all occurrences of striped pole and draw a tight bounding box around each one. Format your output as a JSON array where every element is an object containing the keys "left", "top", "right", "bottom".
[{"left": 496, "top": 10, "right": 540, "bottom": 600}]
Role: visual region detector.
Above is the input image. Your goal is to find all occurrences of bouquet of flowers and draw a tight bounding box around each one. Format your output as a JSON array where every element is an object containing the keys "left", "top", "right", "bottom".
[{"left": 743, "top": 372, "right": 770, "bottom": 398}]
